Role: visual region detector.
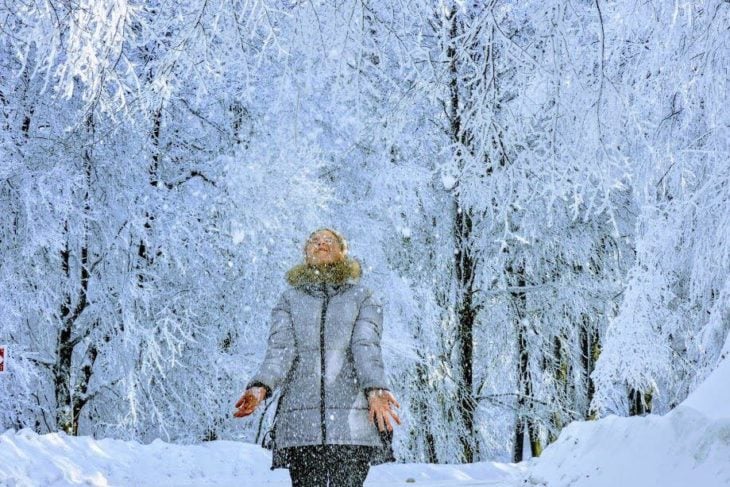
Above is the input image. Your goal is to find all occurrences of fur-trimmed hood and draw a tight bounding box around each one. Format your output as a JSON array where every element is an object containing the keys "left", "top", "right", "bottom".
[{"left": 285, "top": 256, "right": 362, "bottom": 287}]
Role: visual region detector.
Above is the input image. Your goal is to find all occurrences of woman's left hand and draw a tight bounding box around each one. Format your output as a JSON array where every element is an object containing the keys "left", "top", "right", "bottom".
[{"left": 367, "top": 389, "right": 402, "bottom": 432}]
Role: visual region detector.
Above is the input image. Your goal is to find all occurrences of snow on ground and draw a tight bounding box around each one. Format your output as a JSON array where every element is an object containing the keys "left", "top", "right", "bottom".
[
  {"left": 0, "top": 428, "right": 524, "bottom": 486},
  {"left": 522, "top": 351, "right": 730, "bottom": 487}
]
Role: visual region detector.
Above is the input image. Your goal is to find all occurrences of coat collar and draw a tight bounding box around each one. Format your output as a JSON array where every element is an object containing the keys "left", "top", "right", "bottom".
[{"left": 285, "top": 257, "right": 361, "bottom": 297}]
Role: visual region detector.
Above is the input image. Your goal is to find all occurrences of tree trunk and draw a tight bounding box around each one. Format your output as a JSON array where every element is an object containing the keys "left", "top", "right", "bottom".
[
  {"left": 628, "top": 388, "right": 653, "bottom": 416},
  {"left": 453, "top": 198, "right": 478, "bottom": 463},
  {"left": 547, "top": 334, "right": 569, "bottom": 444},
  {"left": 510, "top": 259, "right": 540, "bottom": 461},
  {"left": 55, "top": 230, "right": 74, "bottom": 433},
  {"left": 580, "top": 316, "right": 599, "bottom": 419},
  {"left": 414, "top": 359, "right": 438, "bottom": 463},
  {"left": 55, "top": 112, "right": 94, "bottom": 434},
  {"left": 137, "top": 105, "right": 163, "bottom": 288},
  {"left": 445, "top": 5, "right": 478, "bottom": 463}
]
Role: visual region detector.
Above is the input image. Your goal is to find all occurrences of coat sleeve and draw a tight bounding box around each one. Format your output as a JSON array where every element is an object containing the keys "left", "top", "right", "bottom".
[
  {"left": 351, "top": 290, "right": 391, "bottom": 394},
  {"left": 245, "top": 292, "right": 297, "bottom": 400}
]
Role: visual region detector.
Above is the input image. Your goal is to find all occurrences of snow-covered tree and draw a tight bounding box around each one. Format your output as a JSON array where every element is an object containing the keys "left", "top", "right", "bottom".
[{"left": 0, "top": 0, "right": 726, "bottom": 467}]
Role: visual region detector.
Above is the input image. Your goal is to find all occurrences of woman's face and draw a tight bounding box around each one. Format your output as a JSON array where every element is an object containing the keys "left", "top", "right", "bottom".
[{"left": 305, "top": 230, "right": 345, "bottom": 265}]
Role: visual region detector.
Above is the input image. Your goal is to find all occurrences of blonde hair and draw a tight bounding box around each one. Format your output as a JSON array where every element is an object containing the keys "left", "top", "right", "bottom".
[{"left": 305, "top": 227, "right": 348, "bottom": 256}]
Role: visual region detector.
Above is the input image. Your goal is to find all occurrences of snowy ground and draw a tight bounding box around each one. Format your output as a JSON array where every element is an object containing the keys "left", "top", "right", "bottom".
[
  {"left": 1, "top": 351, "right": 728, "bottom": 486},
  {"left": 0, "top": 428, "right": 524, "bottom": 486}
]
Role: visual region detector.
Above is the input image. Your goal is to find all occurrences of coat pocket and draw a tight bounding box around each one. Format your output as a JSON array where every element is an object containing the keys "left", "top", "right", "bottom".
[
  {"left": 261, "top": 392, "right": 284, "bottom": 451},
  {"left": 261, "top": 426, "right": 276, "bottom": 450}
]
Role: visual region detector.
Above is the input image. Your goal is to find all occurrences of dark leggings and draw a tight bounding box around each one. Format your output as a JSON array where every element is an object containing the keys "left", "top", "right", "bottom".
[{"left": 287, "top": 445, "right": 371, "bottom": 487}]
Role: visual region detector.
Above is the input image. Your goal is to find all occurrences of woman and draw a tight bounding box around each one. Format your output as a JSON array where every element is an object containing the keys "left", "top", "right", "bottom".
[{"left": 233, "top": 227, "right": 402, "bottom": 487}]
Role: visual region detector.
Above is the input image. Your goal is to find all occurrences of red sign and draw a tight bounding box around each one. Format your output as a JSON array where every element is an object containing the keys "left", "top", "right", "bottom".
[{"left": 0, "top": 346, "right": 5, "bottom": 372}]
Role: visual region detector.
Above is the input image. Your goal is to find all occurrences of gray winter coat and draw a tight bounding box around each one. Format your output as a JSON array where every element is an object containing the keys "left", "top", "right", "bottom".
[{"left": 245, "top": 258, "right": 394, "bottom": 467}]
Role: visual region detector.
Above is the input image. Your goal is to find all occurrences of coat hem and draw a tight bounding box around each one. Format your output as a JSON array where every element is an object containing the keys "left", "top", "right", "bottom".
[{"left": 269, "top": 430, "right": 396, "bottom": 470}]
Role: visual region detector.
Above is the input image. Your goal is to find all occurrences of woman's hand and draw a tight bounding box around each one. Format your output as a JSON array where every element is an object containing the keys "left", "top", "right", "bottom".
[
  {"left": 233, "top": 387, "right": 267, "bottom": 418},
  {"left": 367, "top": 389, "right": 402, "bottom": 432}
]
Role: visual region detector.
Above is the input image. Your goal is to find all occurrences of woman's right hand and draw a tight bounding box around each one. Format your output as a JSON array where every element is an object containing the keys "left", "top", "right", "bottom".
[{"left": 233, "top": 387, "right": 267, "bottom": 418}]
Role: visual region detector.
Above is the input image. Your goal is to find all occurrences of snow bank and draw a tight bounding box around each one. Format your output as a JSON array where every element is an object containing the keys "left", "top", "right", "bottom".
[
  {"left": 0, "top": 430, "right": 286, "bottom": 486},
  {"left": 681, "top": 346, "right": 730, "bottom": 421},
  {"left": 0, "top": 428, "right": 523, "bottom": 486},
  {"left": 523, "top": 354, "right": 730, "bottom": 487}
]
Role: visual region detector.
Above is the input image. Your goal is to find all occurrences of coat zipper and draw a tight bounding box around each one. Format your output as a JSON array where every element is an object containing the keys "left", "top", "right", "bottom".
[{"left": 319, "top": 283, "right": 329, "bottom": 446}]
